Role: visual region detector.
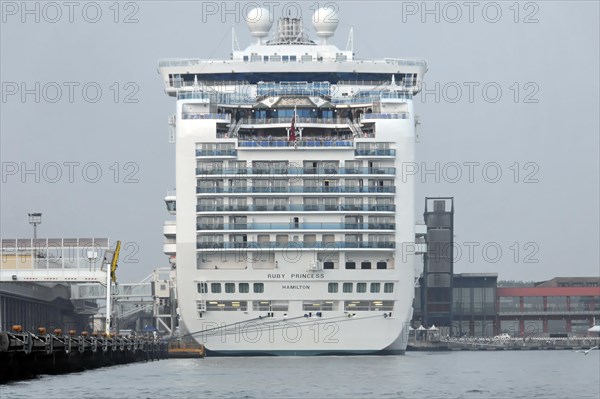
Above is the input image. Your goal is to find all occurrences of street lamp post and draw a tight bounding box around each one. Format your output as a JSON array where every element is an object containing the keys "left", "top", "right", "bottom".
[{"left": 28, "top": 212, "right": 42, "bottom": 239}]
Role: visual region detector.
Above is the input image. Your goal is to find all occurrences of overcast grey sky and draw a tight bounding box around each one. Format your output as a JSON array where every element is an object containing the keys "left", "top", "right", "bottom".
[{"left": 1, "top": 1, "right": 598, "bottom": 282}]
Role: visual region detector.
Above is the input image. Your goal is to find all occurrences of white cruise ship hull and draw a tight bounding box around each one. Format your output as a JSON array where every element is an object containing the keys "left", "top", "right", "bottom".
[{"left": 184, "top": 307, "right": 411, "bottom": 356}]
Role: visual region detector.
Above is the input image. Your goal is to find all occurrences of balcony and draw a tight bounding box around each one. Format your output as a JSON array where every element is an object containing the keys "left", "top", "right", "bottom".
[
  {"left": 196, "top": 222, "right": 395, "bottom": 231},
  {"left": 196, "top": 241, "right": 396, "bottom": 250},
  {"left": 163, "top": 221, "right": 177, "bottom": 237},
  {"left": 195, "top": 186, "right": 396, "bottom": 194},
  {"left": 196, "top": 204, "right": 395, "bottom": 212},
  {"left": 163, "top": 243, "right": 176, "bottom": 255},
  {"left": 195, "top": 167, "right": 396, "bottom": 176}
]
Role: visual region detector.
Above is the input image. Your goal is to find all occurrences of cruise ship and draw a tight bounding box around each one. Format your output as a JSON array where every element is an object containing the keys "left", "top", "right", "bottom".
[{"left": 159, "top": 8, "right": 427, "bottom": 355}]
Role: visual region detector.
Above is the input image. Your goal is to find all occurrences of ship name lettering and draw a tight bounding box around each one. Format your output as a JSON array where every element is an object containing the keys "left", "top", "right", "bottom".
[
  {"left": 290, "top": 273, "right": 325, "bottom": 279},
  {"left": 282, "top": 285, "right": 311, "bottom": 290}
]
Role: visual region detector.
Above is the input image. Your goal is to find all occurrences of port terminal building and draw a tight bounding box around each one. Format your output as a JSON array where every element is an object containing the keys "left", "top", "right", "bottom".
[{"left": 412, "top": 198, "right": 600, "bottom": 337}]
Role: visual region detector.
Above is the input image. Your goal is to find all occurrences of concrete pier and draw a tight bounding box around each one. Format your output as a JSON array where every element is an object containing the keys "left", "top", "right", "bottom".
[
  {"left": 407, "top": 336, "right": 600, "bottom": 352},
  {"left": 0, "top": 330, "right": 167, "bottom": 382}
]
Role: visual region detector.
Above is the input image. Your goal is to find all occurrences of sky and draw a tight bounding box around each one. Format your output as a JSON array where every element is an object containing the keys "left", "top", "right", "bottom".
[{"left": 1, "top": 1, "right": 598, "bottom": 283}]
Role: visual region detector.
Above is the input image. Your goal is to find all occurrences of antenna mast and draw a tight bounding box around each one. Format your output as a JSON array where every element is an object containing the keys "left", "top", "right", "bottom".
[
  {"left": 231, "top": 26, "right": 240, "bottom": 52},
  {"left": 345, "top": 26, "right": 354, "bottom": 52}
]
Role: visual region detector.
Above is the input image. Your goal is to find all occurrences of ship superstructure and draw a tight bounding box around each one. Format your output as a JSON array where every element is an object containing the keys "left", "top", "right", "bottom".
[{"left": 160, "top": 8, "right": 427, "bottom": 355}]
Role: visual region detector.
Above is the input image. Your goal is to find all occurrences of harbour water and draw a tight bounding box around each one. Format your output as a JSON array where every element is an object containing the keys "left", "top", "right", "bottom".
[{"left": 2, "top": 351, "right": 599, "bottom": 398}]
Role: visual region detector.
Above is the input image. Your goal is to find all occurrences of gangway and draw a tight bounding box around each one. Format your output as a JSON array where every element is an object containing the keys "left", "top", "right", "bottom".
[{"left": 82, "top": 268, "right": 177, "bottom": 335}]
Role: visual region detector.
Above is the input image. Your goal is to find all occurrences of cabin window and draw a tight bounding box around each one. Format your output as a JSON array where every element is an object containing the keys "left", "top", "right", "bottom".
[
  {"left": 377, "top": 261, "right": 387, "bottom": 269},
  {"left": 384, "top": 283, "right": 394, "bottom": 293},
  {"left": 211, "top": 283, "right": 221, "bottom": 293},
  {"left": 357, "top": 283, "right": 367, "bottom": 293},
  {"left": 361, "top": 261, "right": 372, "bottom": 269},
  {"left": 345, "top": 261, "right": 356, "bottom": 269},
  {"left": 239, "top": 283, "right": 249, "bottom": 293},
  {"left": 253, "top": 283, "right": 264, "bottom": 293},
  {"left": 328, "top": 283, "right": 338, "bottom": 293},
  {"left": 343, "top": 283, "right": 353, "bottom": 293},
  {"left": 370, "top": 283, "right": 381, "bottom": 293},
  {"left": 324, "top": 261, "right": 334, "bottom": 269},
  {"left": 225, "top": 283, "right": 235, "bottom": 293}
]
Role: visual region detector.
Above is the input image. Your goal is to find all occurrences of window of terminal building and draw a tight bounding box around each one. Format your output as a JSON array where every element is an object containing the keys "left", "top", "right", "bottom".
[
  {"left": 345, "top": 261, "right": 356, "bottom": 269},
  {"left": 377, "top": 261, "right": 387, "bottom": 269},
  {"left": 523, "top": 296, "right": 543, "bottom": 311},
  {"left": 253, "top": 283, "right": 264, "bottom": 293},
  {"left": 239, "top": 283, "right": 249, "bottom": 293},
  {"left": 343, "top": 283, "right": 353, "bottom": 293},
  {"left": 384, "top": 283, "right": 394, "bottom": 293},
  {"left": 357, "top": 283, "right": 367, "bottom": 293},
  {"left": 370, "top": 283, "right": 381, "bottom": 293},
  {"left": 328, "top": 283, "right": 338, "bottom": 293},
  {"left": 361, "top": 261, "right": 371, "bottom": 269},
  {"left": 211, "top": 283, "right": 221, "bottom": 293},
  {"left": 225, "top": 283, "right": 235, "bottom": 293}
]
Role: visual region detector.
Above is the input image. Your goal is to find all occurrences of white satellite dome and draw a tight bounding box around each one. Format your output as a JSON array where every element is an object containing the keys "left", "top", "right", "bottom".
[
  {"left": 246, "top": 7, "right": 273, "bottom": 38},
  {"left": 312, "top": 7, "right": 338, "bottom": 39}
]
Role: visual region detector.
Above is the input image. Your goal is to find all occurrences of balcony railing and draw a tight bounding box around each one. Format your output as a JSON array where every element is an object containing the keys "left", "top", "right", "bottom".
[
  {"left": 238, "top": 140, "right": 353, "bottom": 148},
  {"left": 196, "top": 149, "right": 237, "bottom": 157},
  {"left": 355, "top": 149, "right": 396, "bottom": 156},
  {"left": 182, "top": 113, "right": 230, "bottom": 120},
  {"left": 196, "top": 186, "right": 396, "bottom": 194},
  {"left": 196, "top": 223, "right": 395, "bottom": 231},
  {"left": 195, "top": 167, "right": 396, "bottom": 176},
  {"left": 196, "top": 204, "right": 396, "bottom": 212},
  {"left": 159, "top": 58, "right": 427, "bottom": 68},
  {"left": 239, "top": 117, "right": 349, "bottom": 125},
  {"left": 361, "top": 113, "right": 409, "bottom": 120},
  {"left": 196, "top": 241, "right": 395, "bottom": 249},
  {"left": 498, "top": 306, "right": 600, "bottom": 316}
]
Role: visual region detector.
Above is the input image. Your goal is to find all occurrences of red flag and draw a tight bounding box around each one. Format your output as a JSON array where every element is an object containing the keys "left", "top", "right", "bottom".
[{"left": 289, "top": 113, "right": 296, "bottom": 141}]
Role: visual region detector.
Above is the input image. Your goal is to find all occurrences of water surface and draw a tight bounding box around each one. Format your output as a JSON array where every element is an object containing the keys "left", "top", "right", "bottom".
[{"left": 2, "top": 351, "right": 599, "bottom": 398}]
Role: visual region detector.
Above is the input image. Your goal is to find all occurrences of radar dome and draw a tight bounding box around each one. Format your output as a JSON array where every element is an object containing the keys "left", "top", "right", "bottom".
[
  {"left": 312, "top": 7, "right": 338, "bottom": 38},
  {"left": 246, "top": 7, "right": 273, "bottom": 38}
]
